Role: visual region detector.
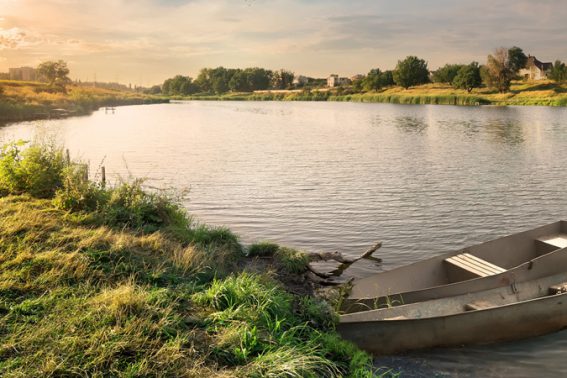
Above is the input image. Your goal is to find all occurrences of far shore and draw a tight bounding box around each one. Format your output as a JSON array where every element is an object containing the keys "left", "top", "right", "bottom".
[
  {"left": 0, "top": 80, "right": 168, "bottom": 124},
  {"left": 179, "top": 81, "right": 567, "bottom": 107},
  {"left": 2, "top": 79, "right": 566, "bottom": 126}
]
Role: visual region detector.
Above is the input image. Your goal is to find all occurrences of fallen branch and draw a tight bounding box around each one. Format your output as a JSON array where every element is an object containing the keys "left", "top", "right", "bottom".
[{"left": 307, "top": 241, "right": 383, "bottom": 282}]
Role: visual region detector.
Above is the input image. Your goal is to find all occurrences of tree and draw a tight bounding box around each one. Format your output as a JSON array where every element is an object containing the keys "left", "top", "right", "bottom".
[
  {"left": 432, "top": 64, "right": 465, "bottom": 84},
  {"left": 484, "top": 48, "right": 515, "bottom": 93},
  {"left": 549, "top": 60, "right": 567, "bottom": 82},
  {"left": 146, "top": 85, "right": 161, "bottom": 95},
  {"left": 244, "top": 67, "right": 272, "bottom": 91},
  {"left": 162, "top": 75, "right": 199, "bottom": 96},
  {"left": 452, "top": 62, "right": 482, "bottom": 93},
  {"left": 228, "top": 70, "right": 249, "bottom": 92},
  {"left": 352, "top": 76, "right": 364, "bottom": 92},
  {"left": 271, "top": 69, "right": 294, "bottom": 90},
  {"left": 361, "top": 69, "right": 395, "bottom": 92},
  {"left": 37, "top": 60, "right": 70, "bottom": 86},
  {"left": 393, "top": 56, "right": 430, "bottom": 89},
  {"left": 380, "top": 70, "right": 395, "bottom": 87},
  {"left": 363, "top": 69, "right": 382, "bottom": 91},
  {"left": 508, "top": 46, "right": 528, "bottom": 74}
]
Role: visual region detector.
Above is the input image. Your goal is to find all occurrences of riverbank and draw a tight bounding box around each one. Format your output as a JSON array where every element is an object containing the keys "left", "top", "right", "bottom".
[
  {"left": 0, "top": 80, "right": 168, "bottom": 124},
  {"left": 0, "top": 141, "right": 393, "bottom": 377},
  {"left": 181, "top": 81, "right": 567, "bottom": 107}
]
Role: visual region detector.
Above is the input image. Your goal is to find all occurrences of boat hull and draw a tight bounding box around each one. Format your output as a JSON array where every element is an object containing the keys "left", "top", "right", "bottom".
[{"left": 338, "top": 292, "right": 567, "bottom": 355}]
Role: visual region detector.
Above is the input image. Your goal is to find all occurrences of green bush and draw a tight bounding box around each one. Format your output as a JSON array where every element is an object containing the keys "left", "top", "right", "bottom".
[{"left": 0, "top": 141, "right": 66, "bottom": 198}]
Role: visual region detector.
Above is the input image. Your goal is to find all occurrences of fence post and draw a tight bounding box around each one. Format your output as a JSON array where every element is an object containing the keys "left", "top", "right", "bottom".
[{"left": 101, "top": 166, "right": 106, "bottom": 188}]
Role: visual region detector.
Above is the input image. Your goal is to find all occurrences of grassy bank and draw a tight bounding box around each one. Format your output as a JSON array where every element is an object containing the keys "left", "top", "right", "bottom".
[
  {"left": 0, "top": 141, "right": 392, "bottom": 377},
  {"left": 0, "top": 80, "right": 168, "bottom": 123},
  {"left": 182, "top": 81, "right": 567, "bottom": 107}
]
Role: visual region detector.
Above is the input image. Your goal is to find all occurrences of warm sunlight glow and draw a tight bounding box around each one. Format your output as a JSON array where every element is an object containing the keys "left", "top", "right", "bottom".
[{"left": 1, "top": 0, "right": 566, "bottom": 85}]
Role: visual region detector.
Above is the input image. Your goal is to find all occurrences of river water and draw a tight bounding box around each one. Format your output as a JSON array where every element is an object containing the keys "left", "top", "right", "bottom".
[{"left": 1, "top": 101, "right": 567, "bottom": 376}]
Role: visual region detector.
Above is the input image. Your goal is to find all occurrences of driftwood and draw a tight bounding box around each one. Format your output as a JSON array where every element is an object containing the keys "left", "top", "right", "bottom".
[{"left": 307, "top": 241, "right": 382, "bottom": 284}]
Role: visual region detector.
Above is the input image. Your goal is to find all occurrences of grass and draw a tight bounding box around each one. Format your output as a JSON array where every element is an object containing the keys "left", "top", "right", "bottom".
[
  {"left": 0, "top": 80, "right": 168, "bottom": 123},
  {"left": 0, "top": 140, "right": 392, "bottom": 377},
  {"left": 247, "top": 242, "right": 310, "bottom": 275},
  {"left": 181, "top": 80, "right": 567, "bottom": 107}
]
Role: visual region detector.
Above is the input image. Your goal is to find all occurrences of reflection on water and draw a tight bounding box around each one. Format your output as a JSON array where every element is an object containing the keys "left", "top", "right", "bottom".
[
  {"left": 485, "top": 119, "right": 525, "bottom": 145},
  {"left": 394, "top": 115, "right": 428, "bottom": 133},
  {"left": 1, "top": 102, "right": 567, "bottom": 376}
]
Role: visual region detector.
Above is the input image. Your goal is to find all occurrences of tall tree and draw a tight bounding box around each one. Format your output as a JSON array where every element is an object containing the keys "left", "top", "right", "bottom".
[
  {"left": 228, "top": 70, "right": 249, "bottom": 92},
  {"left": 484, "top": 48, "right": 515, "bottom": 93},
  {"left": 37, "top": 60, "right": 70, "bottom": 86},
  {"left": 363, "top": 69, "right": 383, "bottom": 91},
  {"left": 508, "top": 46, "right": 528, "bottom": 74},
  {"left": 549, "top": 60, "right": 567, "bottom": 82},
  {"left": 271, "top": 69, "right": 294, "bottom": 90},
  {"left": 452, "top": 62, "right": 482, "bottom": 93},
  {"left": 393, "top": 56, "right": 430, "bottom": 89}
]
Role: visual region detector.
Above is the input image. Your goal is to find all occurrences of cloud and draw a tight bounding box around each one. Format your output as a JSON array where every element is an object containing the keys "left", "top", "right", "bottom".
[
  {"left": 0, "top": 0, "right": 566, "bottom": 84},
  {"left": 0, "top": 27, "right": 43, "bottom": 50}
]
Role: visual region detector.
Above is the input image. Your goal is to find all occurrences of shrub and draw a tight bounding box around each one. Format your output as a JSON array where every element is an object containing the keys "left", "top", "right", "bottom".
[
  {"left": 0, "top": 140, "right": 66, "bottom": 198},
  {"left": 54, "top": 164, "right": 108, "bottom": 212}
]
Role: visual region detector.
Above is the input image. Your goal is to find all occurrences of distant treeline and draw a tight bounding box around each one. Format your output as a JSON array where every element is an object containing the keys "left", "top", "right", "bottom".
[
  {"left": 153, "top": 46, "right": 567, "bottom": 96},
  {"left": 150, "top": 67, "right": 297, "bottom": 96}
]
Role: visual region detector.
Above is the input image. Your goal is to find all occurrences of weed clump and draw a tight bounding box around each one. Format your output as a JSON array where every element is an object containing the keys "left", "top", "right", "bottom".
[
  {"left": 247, "top": 241, "right": 280, "bottom": 257},
  {"left": 0, "top": 140, "right": 66, "bottom": 198}
]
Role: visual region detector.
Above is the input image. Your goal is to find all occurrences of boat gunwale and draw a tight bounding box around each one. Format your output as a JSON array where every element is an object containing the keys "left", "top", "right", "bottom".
[
  {"left": 348, "top": 221, "right": 567, "bottom": 302},
  {"left": 349, "top": 246, "right": 562, "bottom": 301},
  {"left": 340, "top": 282, "right": 567, "bottom": 324}
]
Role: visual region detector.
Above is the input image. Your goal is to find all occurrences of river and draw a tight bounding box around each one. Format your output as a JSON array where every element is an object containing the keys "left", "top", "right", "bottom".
[{"left": 1, "top": 101, "right": 567, "bottom": 376}]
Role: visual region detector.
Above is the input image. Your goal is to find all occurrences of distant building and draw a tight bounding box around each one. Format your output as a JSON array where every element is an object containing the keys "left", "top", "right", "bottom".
[
  {"left": 350, "top": 74, "right": 364, "bottom": 82},
  {"left": 327, "top": 74, "right": 351, "bottom": 88},
  {"left": 519, "top": 55, "right": 552, "bottom": 81},
  {"left": 9, "top": 67, "right": 37, "bottom": 81},
  {"left": 293, "top": 75, "right": 309, "bottom": 85}
]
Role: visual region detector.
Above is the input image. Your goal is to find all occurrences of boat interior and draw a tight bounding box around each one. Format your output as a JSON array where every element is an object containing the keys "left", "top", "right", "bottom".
[
  {"left": 341, "top": 271, "right": 567, "bottom": 323},
  {"left": 444, "top": 232, "right": 567, "bottom": 282},
  {"left": 348, "top": 221, "right": 567, "bottom": 301}
]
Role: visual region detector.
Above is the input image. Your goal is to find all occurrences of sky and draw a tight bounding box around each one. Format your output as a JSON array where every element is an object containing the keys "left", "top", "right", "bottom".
[{"left": 0, "top": 0, "right": 566, "bottom": 86}]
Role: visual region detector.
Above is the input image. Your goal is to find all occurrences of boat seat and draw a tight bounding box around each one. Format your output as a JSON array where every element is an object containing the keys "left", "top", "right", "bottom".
[
  {"left": 464, "top": 300, "right": 494, "bottom": 311},
  {"left": 536, "top": 234, "right": 567, "bottom": 255},
  {"left": 445, "top": 253, "right": 506, "bottom": 282}
]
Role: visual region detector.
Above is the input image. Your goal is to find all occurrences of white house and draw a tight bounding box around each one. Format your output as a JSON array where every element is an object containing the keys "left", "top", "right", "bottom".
[
  {"left": 519, "top": 55, "right": 553, "bottom": 80},
  {"left": 327, "top": 74, "right": 351, "bottom": 88}
]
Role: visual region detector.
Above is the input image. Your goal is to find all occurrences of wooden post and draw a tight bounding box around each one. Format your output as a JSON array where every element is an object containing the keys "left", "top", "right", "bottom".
[
  {"left": 82, "top": 164, "right": 89, "bottom": 181},
  {"left": 65, "top": 149, "right": 70, "bottom": 165},
  {"left": 101, "top": 166, "right": 106, "bottom": 187}
]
